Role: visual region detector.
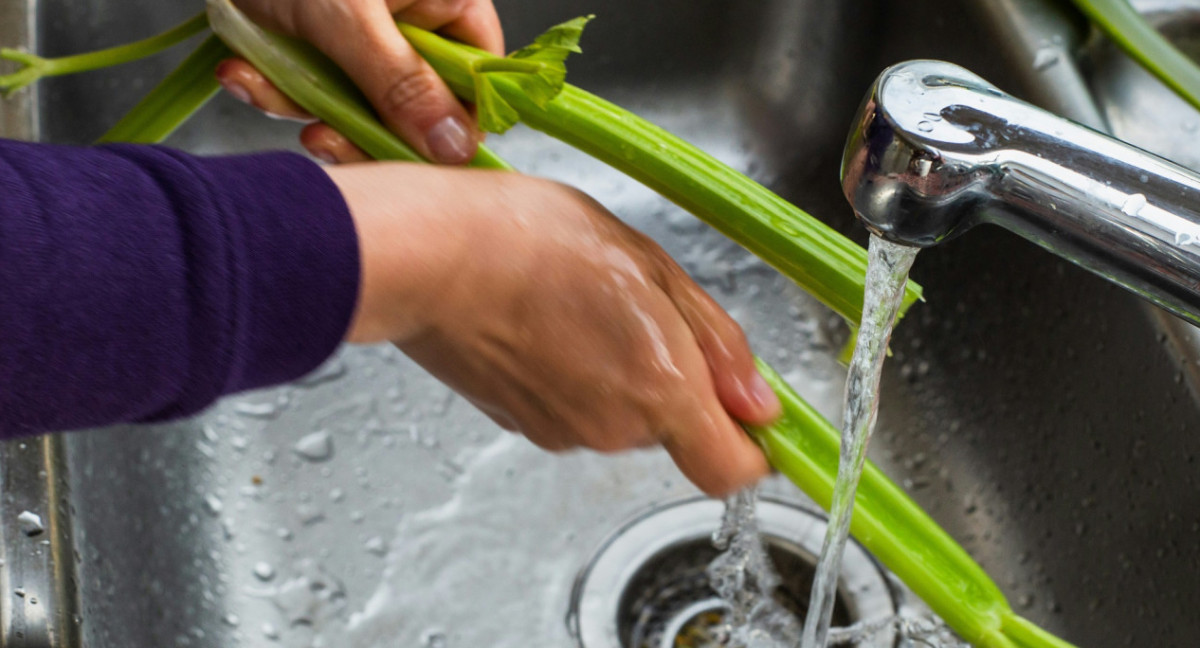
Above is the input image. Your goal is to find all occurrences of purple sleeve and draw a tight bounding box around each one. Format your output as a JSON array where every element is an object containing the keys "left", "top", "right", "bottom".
[{"left": 0, "top": 139, "right": 361, "bottom": 436}]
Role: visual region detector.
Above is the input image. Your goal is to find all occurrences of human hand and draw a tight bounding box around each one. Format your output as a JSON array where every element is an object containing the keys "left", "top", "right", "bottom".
[
  {"left": 219, "top": 0, "right": 504, "bottom": 164},
  {"left": 326, "top": 163, "right": 781, "bottom": 495}
]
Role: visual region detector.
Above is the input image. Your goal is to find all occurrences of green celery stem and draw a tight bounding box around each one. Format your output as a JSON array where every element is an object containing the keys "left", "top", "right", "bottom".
[
  {"left": 15, "top": 12, "right": 207, "bottom": 78},
  {"left": 96, "top": 35, "right": 230, "bottom": 144},
  {"left": 750, "top": 361, "right": 1025, "bottom": 647},
  {"left": 202, "top": 5, "right": 509, "bottom": 169},
  {"left": 1071, "top": 0, "right": 1200, "bottom": 113},
  {"left": 400, "top": 23, "right": 922, "bottom": 327}
]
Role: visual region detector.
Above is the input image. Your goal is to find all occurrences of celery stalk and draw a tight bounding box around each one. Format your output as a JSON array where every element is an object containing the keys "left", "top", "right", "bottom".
[
  {"left": 1069, "top": 0, "right": 1200, "bottom": 114},
  {"left": 96, "top": 35, "right": 230, "bottom": 144},
  {"left": 205, "top": 1, "right": 509, "bottom": 169},
  {"left": 203, "top": 0, "right": 919, "bottom": 325},
  {"left": 752, "top": 361, "right": 1075, "bottom": 648},
  {"left": 0, "top": 12, "right": 208, "bottom": 96},
  {"left": 397, "top": 24, "right": 921, "bottom": 326}
]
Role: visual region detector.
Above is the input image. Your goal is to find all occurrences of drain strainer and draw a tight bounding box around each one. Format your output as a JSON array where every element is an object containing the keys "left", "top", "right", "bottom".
[{"left": 568, "top": 497, "right": 897, "bottom": 648}]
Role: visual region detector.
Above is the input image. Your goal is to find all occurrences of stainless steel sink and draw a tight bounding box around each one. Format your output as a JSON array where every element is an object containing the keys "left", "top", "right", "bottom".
[{"left": 3, "top": 0, "right": 1200, "bottom": 645}]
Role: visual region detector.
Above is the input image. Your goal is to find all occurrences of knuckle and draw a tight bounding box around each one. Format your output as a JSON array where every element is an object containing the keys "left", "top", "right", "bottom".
[
  {"left": 443, "top": 0, "right": 472, "bottom": 15},
  {"left": 378, "top": 67, "right": 442, "bottom": 119},
  {"left": 716, "top": 313, "right": 750, "bottom": 348},
  {"left": 584, "top": 426, "right": 631, "bottom": 454},
  {"left": 584, "top": 419, "right": 649, "bottom": 454}
]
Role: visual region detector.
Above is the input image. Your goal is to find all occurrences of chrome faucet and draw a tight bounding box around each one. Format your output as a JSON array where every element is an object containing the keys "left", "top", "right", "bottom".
[{"left": 842, "top": 59, "right": 1200, "bottom": 327}]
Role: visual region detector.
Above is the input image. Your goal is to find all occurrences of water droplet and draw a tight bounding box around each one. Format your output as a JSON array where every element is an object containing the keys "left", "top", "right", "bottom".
[
  {"left": 329, "top": 488, "right": 345, "bottom": 503},
  {"left": 253, "top": 562, "right": 275, "bottom": 581},
  {"left": 296, "top": 504, "right": 325, "bottom": 526},
  {"left": 17, "top": 511, "right": 43, "bottom": 537},
  {"left": 1121, "top": 193, "right": 1147, "bottom": 217},
  {"left": 769, "top": 216, "right": 801, "bottom": 237},
  {"left": 1032, "top": 47, "right": 1059, "bottom": 71},
  {"left": 365, "top": 536, "right": 387, "bottom": 557},
  {"left": 261, "top": 622, "right": 280, "bottom": 641},
  {"left": 916, "top": 120, "right": 935, "bottom": 133},
  {"left": 203, "top": 494, "right": 224, "bottom": 516},
  {"left": 14, "top": 588, "right": 25, "bottom": 598},
  {"left": 292, "top": 431, "right": 334, "bottom": 462},
  {"left": 223, "top": 613, "right": 240, "bottom": 627},
  {"left": 234, "top": 400, "right": 281, "bottom": 420},
  {"left": 195, "top": 441, "right": 217, "bottom": 459},
  {"left": 271, "top": 561, "right": 346, "bottom": 626},
  {"left": 297, "top": 359, "right": 348, "bottom": 387},
  {"left": 421, "top": 629, "right": 448, "bottom": 648},
  {"left": 436, "top": 460, "right": 464, "bottom": 482}
]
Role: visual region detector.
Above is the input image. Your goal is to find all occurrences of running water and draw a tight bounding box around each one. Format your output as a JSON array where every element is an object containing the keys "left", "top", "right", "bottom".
[
  {"left": 706, "top": 488, "right": 800, "bottom": 647},
  {"left": 799, "top": 234, "right": 919, "bottom": 647},
  {"left": 827, "top": 615, "right": 968, "bottom": 647}
]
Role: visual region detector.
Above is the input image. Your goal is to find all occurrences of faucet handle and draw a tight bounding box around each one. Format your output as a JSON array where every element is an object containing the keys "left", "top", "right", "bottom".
[
  {"left": 841, "top": 60, "right": 1013, "bottom": 247},
  {"left": 842, "top": 60, "right": 1200, "bottom": 326}
]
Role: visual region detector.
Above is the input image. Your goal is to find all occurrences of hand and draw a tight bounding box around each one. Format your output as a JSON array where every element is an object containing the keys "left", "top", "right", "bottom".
[
  {"left": 326, "top": 163, "right": 781, "bottom": 495},
  {"left": 219, "top": 0, "right": 504, "bottom": 164}
]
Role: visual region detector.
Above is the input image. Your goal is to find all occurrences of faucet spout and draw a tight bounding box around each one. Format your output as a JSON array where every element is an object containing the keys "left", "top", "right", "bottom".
[{"left": 842, "top": 59, "right": 1200, "bottom": 326}]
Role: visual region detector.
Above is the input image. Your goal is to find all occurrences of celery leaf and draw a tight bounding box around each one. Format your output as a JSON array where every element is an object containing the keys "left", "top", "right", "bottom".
[
  {"left": 473, "top": 70, "right": 520, "bottom": 133},
  {"left": 470, "top": 15, "right": 593, "bottom": 133}
]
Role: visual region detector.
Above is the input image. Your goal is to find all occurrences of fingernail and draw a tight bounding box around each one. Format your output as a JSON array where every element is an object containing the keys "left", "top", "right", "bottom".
[
  {"left": 749, "top": 373, "right": 781, "bottom": 415},
  {"left": 221, "top": 81, "right": 252, "bottom": 105},
  {"left": 426, "top": 116, "right": 475, "bottom": 164},
  {"left": 311, "top": 149, "right": 337, "bottom": 165}
]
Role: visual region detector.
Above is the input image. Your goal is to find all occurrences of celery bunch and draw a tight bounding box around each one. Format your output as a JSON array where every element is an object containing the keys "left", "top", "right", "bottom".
[{"left": 0, "top": 7, "right": 1076, "bottom": 648}]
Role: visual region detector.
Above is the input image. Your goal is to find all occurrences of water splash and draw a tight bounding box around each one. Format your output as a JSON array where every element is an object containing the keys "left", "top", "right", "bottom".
[
  {"left": 706, "top": 488, "right": 798, "bottom": 647},
  {"left": 828, "top": 615, "right": 968, "bottom": 647},
  {"left": 800, "top": 235, "right": 918, "bottom": 647}
]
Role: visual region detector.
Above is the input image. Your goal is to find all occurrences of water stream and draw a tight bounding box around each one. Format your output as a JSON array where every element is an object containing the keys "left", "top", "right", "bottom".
[
  {"left": 799, "top": 234, "right": 919, "bottom": 647},
  {"left": 708, "top": 235, "right": 919, "bottom": 647},
  {"left": 707, "top": 488, "right": 800, "bottom": 647}
]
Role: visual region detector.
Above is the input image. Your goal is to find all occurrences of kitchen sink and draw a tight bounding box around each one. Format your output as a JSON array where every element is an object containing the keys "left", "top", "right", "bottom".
[{"left": 2, "top": 0, "right": 1200, "bottom": 645}]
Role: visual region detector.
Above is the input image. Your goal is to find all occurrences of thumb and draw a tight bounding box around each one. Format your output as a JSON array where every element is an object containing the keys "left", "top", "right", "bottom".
[{"left": 303, "top": 2, "right": 480, "bottom": 164}]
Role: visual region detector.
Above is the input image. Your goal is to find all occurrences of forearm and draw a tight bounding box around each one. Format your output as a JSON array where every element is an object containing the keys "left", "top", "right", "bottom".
[{"left": 0, "top": 139, "right": 359, "bottom": 435}]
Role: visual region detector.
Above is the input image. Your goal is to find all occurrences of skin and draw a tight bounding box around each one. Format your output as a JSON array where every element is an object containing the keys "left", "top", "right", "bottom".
[{"left": 221, "top": 0, "right": 781, "bottom": 495}]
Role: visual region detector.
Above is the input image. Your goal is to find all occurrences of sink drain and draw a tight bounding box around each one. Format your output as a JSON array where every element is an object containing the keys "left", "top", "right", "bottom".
[{"left": 568, "top": 497, "right": 897, "bottom": 648}]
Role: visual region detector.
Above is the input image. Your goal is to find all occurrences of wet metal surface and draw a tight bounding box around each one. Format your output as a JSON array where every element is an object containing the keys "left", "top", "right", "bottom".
[{"left": 5, "top": 0, "right": 1200, "bottom": 645}]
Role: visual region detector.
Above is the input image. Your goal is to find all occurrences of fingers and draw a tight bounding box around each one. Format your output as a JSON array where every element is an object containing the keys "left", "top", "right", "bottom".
[
  {"left": 656, "top": 309, "right": 771, "bottom": 496},
  {"left": 300, "top": 123, "right": 372, "bottom": 164},
  {"left": 215, "top": 58, "right": 373, "bottom": 165},
  {"left": 298, "top": 1, "right": 480, "bottom": 164},
  {"left": 393, "top": 0, "right": 506, "bottom": 56},
  {"left": 655, "top": 256, "right": 782, "bottom": 426},
  {"left": 214, "top": 59, "right": 314, "bottom": 122},
  {"left": 662, "top": 397, "right": 771, "bottom": 496}
]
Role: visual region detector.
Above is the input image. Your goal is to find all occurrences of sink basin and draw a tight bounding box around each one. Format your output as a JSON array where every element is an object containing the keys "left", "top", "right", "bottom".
[{"left": 3, "top": 0, "right": 1200, "bottom": 645}]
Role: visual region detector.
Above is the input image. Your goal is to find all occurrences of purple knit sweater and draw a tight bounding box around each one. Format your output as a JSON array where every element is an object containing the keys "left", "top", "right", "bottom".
[{"left": 0, "top": 139, "right": 360, "bottom": 436}]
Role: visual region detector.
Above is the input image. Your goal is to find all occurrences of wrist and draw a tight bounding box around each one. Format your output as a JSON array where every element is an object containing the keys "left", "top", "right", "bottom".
[{"left": 324, "top": 162, "right": 487, "bottom": 345}]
